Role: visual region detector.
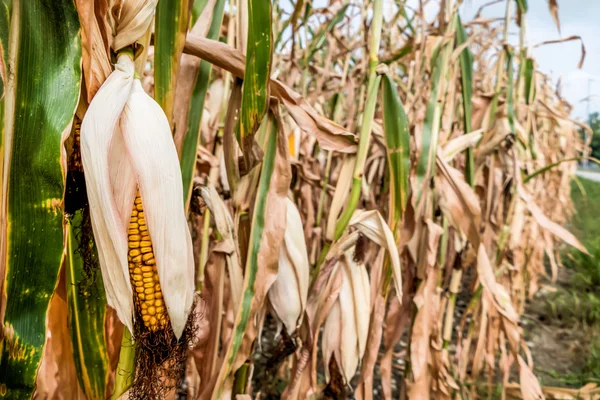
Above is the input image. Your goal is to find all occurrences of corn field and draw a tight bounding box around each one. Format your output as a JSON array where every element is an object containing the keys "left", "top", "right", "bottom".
[{"left": 0, "top": 0, "right": 595, "bottom": 398}]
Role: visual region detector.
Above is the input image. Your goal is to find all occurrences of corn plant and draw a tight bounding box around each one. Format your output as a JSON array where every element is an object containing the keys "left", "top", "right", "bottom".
[{"left": 0, "top": 0, "right": 595, "bottom": 399}]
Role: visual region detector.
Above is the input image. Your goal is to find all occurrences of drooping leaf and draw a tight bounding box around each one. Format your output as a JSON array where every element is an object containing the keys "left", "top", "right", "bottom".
[
  {"left": 533, "top": 35, "right": 586, "bottom": 69},
  {"left": 0, "top": 0, "right": 81, "bottom": 396},
  {"left": 183, "top": 34, "right": 357, "bottom": 152}
]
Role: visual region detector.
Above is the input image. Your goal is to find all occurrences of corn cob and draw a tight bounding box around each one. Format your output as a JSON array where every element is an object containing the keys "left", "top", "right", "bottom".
[
  {"left": 128, "top": 192, "right": 167, "bottom": 330},
  {"left": 72, "top": 120, "right": 82, "bottom": 171}
]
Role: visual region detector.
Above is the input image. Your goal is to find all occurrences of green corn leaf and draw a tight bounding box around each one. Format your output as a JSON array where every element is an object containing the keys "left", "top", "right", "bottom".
[
  {"left": 155, "top": 0, "right": 190, "bottom": 124},
  {"left": 382, "top": 74, "right": 410, "bottom": 227},
  {"left": 239, "top": 0, "right": 272, "bottom": 161},
  {"left": 66, "top": 209, "right": 109, "bottom": 399},
  {"left": 456, "top": 14, "right": 475, "bottom": 187},
  {"left": 524, "top": 57, "right": 536, "bottom": 105},
  {"left": 0, "top": 0, "right": 81, "bottom": 397},
  {"left": 181, "top": 0, "right": 226, "bottom": 209}
]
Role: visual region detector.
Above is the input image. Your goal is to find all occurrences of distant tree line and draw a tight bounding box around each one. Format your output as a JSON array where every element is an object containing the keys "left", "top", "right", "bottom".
[{"left": 587, "top": 112, "right": 600, "bottom": 160}]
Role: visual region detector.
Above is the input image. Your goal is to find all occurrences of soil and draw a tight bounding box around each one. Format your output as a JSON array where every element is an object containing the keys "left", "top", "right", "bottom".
[{"left": 522, "top": 267, "right": 598, "bottom": 389}]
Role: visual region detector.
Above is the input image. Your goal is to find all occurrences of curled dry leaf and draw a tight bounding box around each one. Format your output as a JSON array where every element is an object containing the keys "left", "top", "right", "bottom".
[{"left": 348, "top": 209, "right": 403, "bottom": 301}]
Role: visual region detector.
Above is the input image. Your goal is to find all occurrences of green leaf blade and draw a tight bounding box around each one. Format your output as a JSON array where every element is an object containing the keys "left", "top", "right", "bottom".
[
  {"left": 66, "top": 211, "right": 109, "bottom": 399},
  {"left": 155, "top": 0, "right": 190, "bottom": 123},
  {"left": 239, "top": 0, "right": 272, "bottom": 154},
  {"left": 0, "top": 0, "right": 81, "bottom": 397},
  {"left": 456, "top": 14, "right": 475, "bottom": 186},
  {"left": 382, "top": 74, "right": 410, "bottom": 225}
]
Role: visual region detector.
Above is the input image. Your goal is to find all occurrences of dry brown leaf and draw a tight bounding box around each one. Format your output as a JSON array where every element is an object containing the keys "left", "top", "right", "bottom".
[
  {"left": 76, "top": 0, "right": 113, "bottom": 102},
  {"left": 547, "top": 0, "right": 561, "bottom": 35},
  {"left": 436, "top": 155, "right": 482, "bottom": 247},
  {"left": 34, "top": 264, "right": 85, "bottom": 399},
  {"left": 518, "top": 187, "right": 587, "bottom": 254},
  {"left": 533, "top": 35, "right": 585, "bottom": 69},
  {"left": 183, "top": 34, "right": 357, "bottom": 153}
]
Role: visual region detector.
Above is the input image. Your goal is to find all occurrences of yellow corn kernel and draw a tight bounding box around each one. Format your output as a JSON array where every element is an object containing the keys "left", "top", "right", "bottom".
[{"left": 128, "top": 191, "right": 168, "bottom": 331}]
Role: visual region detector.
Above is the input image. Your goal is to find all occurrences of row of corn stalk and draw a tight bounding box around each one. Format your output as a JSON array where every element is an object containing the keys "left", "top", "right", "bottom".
[{"left": 0, "top": 0, "right": 593, "bottom": 399}]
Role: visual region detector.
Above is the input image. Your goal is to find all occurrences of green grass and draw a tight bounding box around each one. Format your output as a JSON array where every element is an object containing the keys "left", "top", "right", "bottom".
[{"left": 569, "top": 176, "right": 600, "bottom": 247}]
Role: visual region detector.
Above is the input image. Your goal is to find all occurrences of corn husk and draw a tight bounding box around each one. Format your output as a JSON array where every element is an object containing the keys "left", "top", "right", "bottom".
[
  {"left": 322, "top": 248, "right": 370, "bottom": 384},
  {"left": 81, "top": 55, "right": 194, "bottom": 338},
  {"left": 268, "top": 198, "right": 310, "bottom": 335}
]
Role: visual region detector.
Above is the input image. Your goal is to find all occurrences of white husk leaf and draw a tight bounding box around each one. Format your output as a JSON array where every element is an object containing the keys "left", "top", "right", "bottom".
[
  {"left": 322, "top": 299, "right": 342, "bottom": 382},
  {"left": 120, "top": 80, "right": 195, "bottom": 338},
  {"left": 268, "top": 198, "right": 310, "bottom": 334},
  {"left": 343, "top": 253, "right": 370, "bottom": 357},
  {"left": 338, "top": 255, "right": 359, "bottom": 383},
  {"left": 82, "top": 54, "right": 194, "bottom": 339},
  {"left": 80, "top": 55, "right": 136, "bottom": 334}
]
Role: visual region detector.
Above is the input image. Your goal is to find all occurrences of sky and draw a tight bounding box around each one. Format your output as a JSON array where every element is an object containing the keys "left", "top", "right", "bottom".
[{"left": 281, "top": 0, "right": 600, "bottom": 122}]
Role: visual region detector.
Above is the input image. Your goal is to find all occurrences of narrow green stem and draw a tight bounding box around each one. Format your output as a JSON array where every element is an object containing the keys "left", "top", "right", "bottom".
[
  {"left": 313, "top": 241, "right": 331, "bottom": 280},
  {"left": 332, "top": 0, "right": 383, "bottom": 240}
]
